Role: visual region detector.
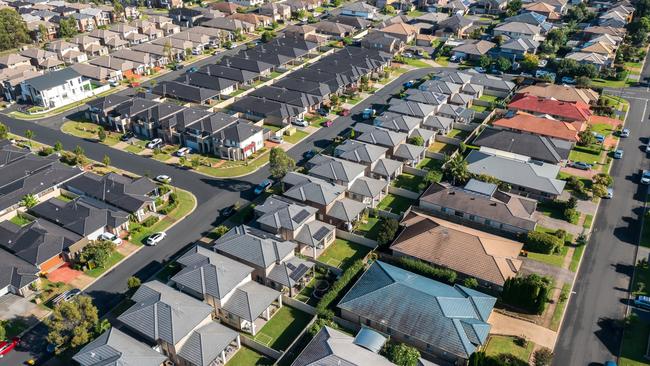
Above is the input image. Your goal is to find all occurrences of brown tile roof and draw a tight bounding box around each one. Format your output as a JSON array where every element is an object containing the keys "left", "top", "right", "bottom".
[
  {"left": 517, "top": 84, "right": 598, "bottom": 104},
  {"left": 492, "top": 112, "right": 583, "bottom": 141},
  {"left": 392, "top": 211, "right": 524, "bottom": 286}
]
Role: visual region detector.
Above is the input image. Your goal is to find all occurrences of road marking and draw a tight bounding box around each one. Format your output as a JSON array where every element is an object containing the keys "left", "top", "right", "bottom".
[{"left": 643, "top": 100, "right": 649, "bottom": 123}]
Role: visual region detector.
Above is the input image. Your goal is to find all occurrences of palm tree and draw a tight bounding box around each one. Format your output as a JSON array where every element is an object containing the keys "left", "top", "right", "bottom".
[
  {"left": 444, "top": 154, "right": 470, "bottom": 185},
  {"left": 20, "top": 194, "right": 38, "bottom": 209},
  {"left": 25, "top": 130, "right": 34, "bottom": 147}
]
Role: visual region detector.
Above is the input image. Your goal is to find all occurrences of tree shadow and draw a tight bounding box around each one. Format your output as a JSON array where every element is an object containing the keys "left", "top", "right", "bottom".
[{"left": 594, "top": 317, "right": 624, "bottom": 356}]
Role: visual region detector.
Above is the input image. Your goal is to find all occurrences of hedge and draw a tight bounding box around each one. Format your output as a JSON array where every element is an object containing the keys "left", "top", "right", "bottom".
[
  {"left": 525, "top": 231, "right": 563, "bottom": 254},
  {"left": 384, "top": 256, "right": 457, "bottom": 285},
  {"left": 501, "top": 274, "right": 551, "bottom": 315},
  {"left": 316, "top": 259, "right": 365, "bottom": 315},
  {"left": 141, "top": 216, "right": 159, "bottom": 227}
]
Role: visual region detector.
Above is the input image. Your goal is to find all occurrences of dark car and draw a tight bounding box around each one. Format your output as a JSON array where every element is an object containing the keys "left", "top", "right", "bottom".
[
  {"left": 120, "top": 131, "right": 134, "bottom": 141},
  {"left": 173, "top": 63, "right": 184, "bottom": 70},
  {"left": 254, "top": 179, "right": 273, "bottom": 195},
  {"left": 221, "top": 205, "right": 236, "bottom": 218},
  {"left": 304, "top": 149, "right": 318, "bottom": 159},
  {"left": 317, "top": 108, "right": 329, "bottom": 116},
  {"left": 186, "top": 66, "right": 198, "bottom": 74}
]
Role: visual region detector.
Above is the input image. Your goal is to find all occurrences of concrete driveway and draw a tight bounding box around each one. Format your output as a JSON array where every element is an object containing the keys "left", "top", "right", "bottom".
[{"left": 489, "top": 312, "right": 558, "bottom": 350}]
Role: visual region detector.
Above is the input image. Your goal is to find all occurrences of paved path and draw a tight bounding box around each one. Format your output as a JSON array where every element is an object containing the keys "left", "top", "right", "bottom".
[
  {"left": 520, "top": 258, "right": 575, "bottom": 284},
  {"left": 488, "top": 312, "right": 558, "bottom": 350}
]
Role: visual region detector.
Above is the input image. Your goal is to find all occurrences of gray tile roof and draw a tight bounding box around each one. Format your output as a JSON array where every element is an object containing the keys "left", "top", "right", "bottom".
[
  {"left": 213, "top": 225, "right": 296, "bottom": 269},
  {"left": 118, "top": 281, "right": 213, "bottom": 346},
  {"left": 0, "top": 248, "right": 39, "bottom": 292},
  {"left": 354, "top": 124, "right": 407, "bottom": 148},
  {"left": 423, "top": 115, "right": 454, "bottom": 131},
  {"left": 394, "top": 143, "right": 425, "bottom": 161},
  {"left": 65, "top": 172, "right": 156, "bottom": 213},
  {"left": 295, "top": 220, "right": 335, "bottom": 249},
  {"left": 153, "top": 81, "right": 220, "bottom": 104},
  {"left": 185, "top": 72, "right": 238, "bottom": 93},
  {"left": 30, "top": 196, "right": 129, "bottom": 237},
  {"left": 465, "top": 150, "right": 566, "bottom": 195},
  {"left": 306, "top": 155, "right": 366, "bottom": 186},
  {"left": 410, "top": 128, "right": 435, "bottom": 143},
  {"left": 349, "top": 176, "right": 387, "bottom": 199},
  {"left": 177, "top": 322, "right": 238, "bottom": 366},
  {"left": 338, "top": 261, "right": 496, "bottom": 360},
  {"left": 23, "top": 67, "right": 80, "bottom": 91},
  {"left": 222, "top": 280, "right": 280, "bottom": 321},
  {"left": 282, "top": 172, "right": 346, "bottom": 206},
  {"left": 373, "top": 112, "right": 421, "bottom": 133},
  {"left": 418, "top": 80, "right": 461, "bottom": 95},
  {"left": 200, "top": 64, "right": 259, "bottom": 83},
  {"left": 218, "top": 121, "right": 264, "bottom": 143},
  {"left": 334, "top": 140, "right": 387, "bottom": 166},
  {"left": 327, "top": 198, "right": 366, "bottom": 222},
  {"left": 472, "top": 128, "right": 570, "bottom": 164},
  {"left": 371, "top": 158, "right": 403, "bottom": 178},
  {"left": 388, "top": 100, "right": 437, "bottom": 118},
  {"left": 254, "top": 195, "right": 318, "bottom": 232},
  {"left": 404, "top": 90, "right": 448, "bottom": 107},
  {"left": 0, "top": 219, "right": 81, "bottom": 267},
  {"left": 73, "top": 327, "right": 167, "bottom": 366},
  {"left": 172, "top": 245, "right": 253, "bottom": 301},
  {"left": 267, "top": 256, "right": 315, "bottom": 288}
]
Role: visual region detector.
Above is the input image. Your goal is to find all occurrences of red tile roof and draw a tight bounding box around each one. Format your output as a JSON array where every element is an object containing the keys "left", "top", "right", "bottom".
[
  {"left": 492, "top": 112, "right": 584, "bottom": 142},
  {"left": 508, "top": 94, "right": 592, "bottom": 122}
]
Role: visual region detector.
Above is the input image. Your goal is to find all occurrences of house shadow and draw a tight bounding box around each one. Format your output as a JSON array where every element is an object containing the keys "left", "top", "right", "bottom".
[{"left": 594, "top": 317, "right": 624, "bottom": 356}]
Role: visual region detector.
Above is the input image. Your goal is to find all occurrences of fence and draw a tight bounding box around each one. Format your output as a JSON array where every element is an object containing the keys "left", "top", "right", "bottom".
[
  {"left": 452, "top": 122, "right": 477, "bottom": 131},
  {"left": 372, "top": 208, "right": 403, "bottom": 221},
  {"left": 435, "top": 135, "right": 461, "bottom": 146},
  {"left": 425, "top": 150, "right": 446, "bottom": 160},
  {"left": 336, "top": 230, "right": 378, "bottom": 249},
  {"left": 403, "top": 165, "right": 427, "bottom": 177},
  {"left": 240, "top": 335, "right": 284, "bottom": 360},
  {"left": 282, "top": 295, "right": 317, "bottom": 316},
  {"left": 274, "top": 314, "right": 318, "bottom": 365},
  {"left": 388, "top": 185, "right": 421, "bottom": 200}
]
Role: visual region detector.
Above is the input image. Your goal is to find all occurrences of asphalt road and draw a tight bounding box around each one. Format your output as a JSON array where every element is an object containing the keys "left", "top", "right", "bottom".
[
  {"left": 0, "top": 63, "right": 434, "bottom": 365},
  {"left": 552, "top": 64, "right": 650, "bottom": 364}
]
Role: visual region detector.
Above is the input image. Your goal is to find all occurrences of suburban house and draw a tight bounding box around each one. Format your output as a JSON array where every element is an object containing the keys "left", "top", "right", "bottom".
[
  {"left": 392, "top": 211, "right": 524, "bottom": 289},
  {"left": 492, "top": 112, "right": 583, "bottom": 142},
  {"left": 171, "top": 245, "right": 283, "bottom": 337},
  {"left": 0, "top": 249, "right": 39, "bottom": 297},
  {"left": 507, "top": 94, "right": 592, "bottom": 122},
  {"left": 388, "top": 100, "right": 437, "bottom": 119},
  {"left": 565, "top": 51, "right": 611, "bottom": 70},
  {"left": 379, "top": 22, "right": 418, "bottom": 44},
  {"left": 392, "top": 143, "right": 426, "bottom": 166},
  {"left": 152, "top": 81, "right": 220, "bottom": 105},
  {"left": 306, "top": 155, "right": 366, "bottom": 189},
  {"left": 466, "top": 149, "right": 566, "bottom": 199},
  {"left": 338, "top": 261, "right": 496, "bottom": 364},
  {"left": 19, "top": 48, "right": 64, "bottom": 71},
  {"left": 229, "top": 97, "right": 305, "bottom": 126},
  {"left": 0, "top": 54, "right": 31, "bottom": 69},
  {"left": 214, "top": 225, "right": 315, "bottom": 297},
  {"left": 73, "top": 327, "right": 168, "bottom": 366},
  {"left": 522, "top": 2, "right": 561, "bottom": 20},
  {"left": 493, "top": 22, "right": 543, "bottom": 41},
  {"left": 370, "top": 157, "right": 404, "bottom": 184},
  {"left": 20, "top": 68, "right": 92, "bottom": 109},
  {"left": 435, "top": 15, "right": 473, "bottom": 38},
  {"left": 70, "top": 63, "right": 121, "bottom": 83},
  {"left": 340, "top": 2, "right": 378, "bottom": 19},
  {"left": 281, "top": 172, "right": 346, "bottom": 219},
  {"left": 259, "top": 3, "right": 291, "bottom": 22},
  {"left": 314, "top": 21, "right": 356, "bottom": 38},
  {"left": 517, "top": 84, "right": 598, "bottom": 104},
  {"left": 211, "top": 120, "right": 265, "bottom": 160},
  {"left": 472, "top": 127, "right": 571, "bottom": 164},
  {"left": 419, "top": 179, "right": 538, "bottom": 234},
  {"left": 348, "top": 176, "right": 389, "bottom": 208},
  {"left": 360, "top": 31, "right": 405, "bottom": 53},
  {"left": 497, "top": 38, "right": 540, "bottom": 60},
  {"left": 334, "top": 140, "right": 388, "bottom": 169},
  {"left": 373, "top": 112, "right": 422, "bottom": 135},
  {"left": 64, "top": 172, "right": 159, "bottom": 222},
  {"left": 183, "top": 72, "right": 237, "bottom": 95},
  {"left": 452, "top": 40, "right": 496, "bottom": 61},
  {"left": 354, "top": 124, "right": 408, "bottom": 156}
]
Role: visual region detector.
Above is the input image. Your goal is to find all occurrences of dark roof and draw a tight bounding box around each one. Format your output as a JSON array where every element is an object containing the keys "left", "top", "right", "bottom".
[
  {"left": 217, "top": 121, "right": 264, "bottom": 142},
  {"left": 472, "top": 128, "right": 571, "bottom": 164},
  {"left": 152, "top": 81, "right": 220, "bottom": 104},
  {"left": 24, "top": 67, "right": 80, "bottom": 91},
  {"left": 237, "top": 49, "right": 292, "bottom": 67},
  {"left": 0, "top": 219, "right": 82, "bottom": 267},
  {"left": 65, "top": 172, "right": 156, "bottom": 213},
  {"left": 185, "top": 72, "right": 237, "bottom": 92},
  {"left": 30, "top": 196, "right": 129, "bottom": 237},
  {"left": 250, "top": 86, "right": 320, "bottom": 108},
  {"left": 177, "top": 322, "right": 238, "bottom": 366},
  {"left": 274, "top": 77, "right": 331, "bottom": 97},
  {"left": 214, "top": 225, "right": 296, "bottom": 269},
  {"left": 86, "top": 94, "right": 132, "bottom": 113},
  {"left": 199, "top": 64, "right": 258, "bottom": 83},
  {"left": 219, "top": 56, "right": 274, "bottom": 73},
  {"left": 73, "top": 327, "right": 168, "bottom": 366},
  {"left": 230, "top": 96, "right": 303, "bottom": 119},
  {"left": 0, "top": 248, "right": 39, "bottom": 291}
]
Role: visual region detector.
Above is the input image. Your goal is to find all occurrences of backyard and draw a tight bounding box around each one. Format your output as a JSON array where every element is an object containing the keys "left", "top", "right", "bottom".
[
  {"left": 391, "top": 173, "right": 425, "bottom": 192},
  {"left": 377, "top": 194, "right": 415, "bottom": 215},
  {"left": 226, "top": 347, "right": 273, "bottom": 366},
  {"left": 428, "top": 141, "right": 458, "bottom": 155},
  {"left": 417, "top": 157, "right": 444, "bottom": 172},
  {"left": 355, "top": 216, "right": 381, "bottom": 240},
  {"left": 252, "top": 306, "right": 312, "bottom": 351},
  {"left": 318, "top": 238, "right": 372, "bottom": 270}
]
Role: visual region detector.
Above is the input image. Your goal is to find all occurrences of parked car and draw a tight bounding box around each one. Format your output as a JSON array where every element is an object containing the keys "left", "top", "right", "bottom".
[
  {"left": 620, "top": 128, "right": 630, "bottom": 137},
  {"left": 173, "top": 63, "right": 184, "bottom": 70},
  {"left": 317, "top": 108, "right": 329, "bottom": 116},
  {"left": 254, "top": 179, "right": 272, "bottom": 195},
  {"left": 155, "top": 174, "right": 171, "bottom": 183},
  {"left": 120, "top": 131, "right": 134, "bottom": 141},
  {"left": 304, "top": 149, "right": 318, "bottom": 159},
  {"left": 292, "top": 118, "right": 309, "bottom": 127},
  {"left": 324, "top": 119, "right": 333, "bottom": 127},
  {"left": 614, "top": 149, "right": 624, "bottom": 159},
  {"left": 634, "top": 295, "right": 650, "bottom": 310},
  {"left": 403, "top": 80, "right": 415, "bottom": 88},
  {"left": 604, "top": 361, "right": 617, "bottom": 366},
  {"left": 191, "top": 49, "right": 201, "bottom": 55},
  {"left": 339, "top": 108, "right": 351, "bottom": 116},
  {"left": 538, "top": 59, "right": 548, "bottom": 68},
  {"left": 0, "top": 337, "right": 20, "bottom": 358},
  {"left": 561, "top": 76, "right": 576, "bottom": 84},
  {"left": 570, "top": 161, "right": 592, "bottom": 170},
  {"left": 473, "top": 67, "right": 486, "bottom": 73},
  {"left": 99, "top": 232, "right": 122, "bottom": 245},
  {"left": 449, "top": 55, "right": 458, "bottom": 62},
  {"left": 109, "top": 80, "right": 119, "bottom": 87},
  {"left": 221, "top": 205, "right": 236, "bottom": 218},
  {"left": 270, "top": 134, "right": 283, "bottom": 143},
  {"left": 605, "top": 187, "right": 613, "bottom": 199},
  {"left": 593, "top": 133, "right": 605, "bottom": 143},
  {"left": 54, "top": 289, "right": 81, "bottom": 304},
  {"left": 146, "top": 138, "right": 163, "bottom": 149},
  {"left": 175, "top": 147, "right": 191, "bottom": 157},
  {"left": 146, "top": 232, "right": 166, "bottom": 246},
  {"left": 641, "top": 170, "right": 650, "bottom": 184},
  {"left": 403, "top": 52, "right": 413, "bottom": 58},
  {"left": 186, "top": 66, "right": 198, "bottom": 73},
  {"left": 645, "top": 144, "right": 650, "bottom": 153},
  {"left": 362, "top": 108, "right": 376, "bottom": 119}
]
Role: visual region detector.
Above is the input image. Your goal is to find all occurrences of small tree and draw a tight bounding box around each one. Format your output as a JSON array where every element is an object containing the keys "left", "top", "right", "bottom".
[
  {"left": 213, "top": 225, "right": 229, "bottom": 238},
  {"left": 0, "top": 322, "right": 5, "bottom": 341},
  {"left": 178, "top": 156, "right": 187, "bottom": 167},
  {"left": 444, "top": 154, "right": 470, "bottom": 185},
  {"left": 78, "top": 241, "right": 115, "bottom": 269},
  {"left": 478, "top": 55, "right": 492, "bottom": 69},
  {"left": 25, "top": 129, "right": 34, "bottom": 146},
  {"left": 269, "top": 147, "right": 296, "bottom": 178},
  {"left": 54, "top": 141, "right": 63, "bottom": 152},
  {"left": 20, "top": 194, "right": 38, "bottom": 209},
  {"left": 377, "top": 217, "right": 399, "bottom": 247},
  {"left": 577, "top": 127, "right": 597, "bottom": 146},
  {"left": 408, "top": 136, "right": 424, "bottom": 146},
  {"left": 97, "top": 126, "right": 106, "bottom": 141},
  {"left": 382, "top": 4, "right": 396, "bottom": 14},
  {"left": 127, "top": 276, "right": 141, "bottom": 291},
  {"left": 0, "top": 122, "right": 9, "bottom": 140},
  {"left": 496, "top": 57, "right": 511, "bottom": 72},
  {"left": 592, "top": 184, "right": 609, "bottom": 198},
  {"left": 190, "top": 156, "right": 201, "bottom": 169},
  {"left": 533, "top": 348, "right": 553, "bottom": 366},
  {"left": 45, "top": 295, "right": 100, "bottom": 354},
  {"left": 385, "top": 343, "right": 420, "bottom": 366},
  {"left": 102, "top": 154, "right": 111, "bottom": 167},
  {"left": 463, "top": 277, "right": 479, "bottom": 289},
  {"left": 261, "top": 30, "right": 276, "bottom": 42},
  {"left": 73, "top": 145, "right": 87, "bottom": 166},
  {"left": 593, "top": 173, "right": 613, "bottom": 187}
]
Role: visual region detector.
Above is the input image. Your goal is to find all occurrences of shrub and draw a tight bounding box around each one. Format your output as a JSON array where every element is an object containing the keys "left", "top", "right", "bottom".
[
  {"left": 141, "top": 216, "right": 159, "bottom": 227},
  {"left": 564, "top": 208, "right": 580, "bottom": 224},
  {"left": 533, "top": 348, "right": 553, "bottom": 366},
  {"left": 463, "top": 277, "right": 479, "bottom": 289},
  {"left": 377, "top": 217, "right": 399, "bottom": 247},
  {"left": 316, "top": 260, "right": 365, "bottom": 315},
  {"left": 39, "top": 146, "right": 54, "bottom": 156},
  {"left": 501, "top": 274, "right": 552, "bottom": 314},
  {"left": 387, "top": 256, "right": 457, "bottom": 284},
  {"left": 525, "top": 231, "right": 563, "bottom": 254}
]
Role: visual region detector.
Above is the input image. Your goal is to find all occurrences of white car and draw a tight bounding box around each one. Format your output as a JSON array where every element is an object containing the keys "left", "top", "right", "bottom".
[
  {"left": 641, "top": 170, "right": 650, "bottom": 185},
  {"left": 146, "top": 138, "right": 163, "bottom": 149},
  {"left": 155, "top": 175, "right": 172, "bottom": 183},
  {"left": 175, "top": 147, "right": 191, "bottom": 157},
  {"left": 645, "top": 144, "right": 650, "bottom": 153},
  {"left": 146, "top": 232, "right": 166, "bottom": 246},
  {"left": 292, "top": 118, "right": 309, "bottom": 127},
  {"left": 270, "top": 134, "right": 284, "bottom": 143},
  {"left": 99, "top": 232, "right": 122, "bottom": 245}
]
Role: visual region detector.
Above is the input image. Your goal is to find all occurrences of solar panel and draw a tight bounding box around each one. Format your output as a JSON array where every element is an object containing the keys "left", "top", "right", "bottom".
[
  {"left": 292, "top": 209, "right": 311, "bottom": 224},
  {"left": 313, "top": 226, "right": 331, "bottom": 241},
  {"left": 289, "top": 263, "right": 311, "bottom": 282}
]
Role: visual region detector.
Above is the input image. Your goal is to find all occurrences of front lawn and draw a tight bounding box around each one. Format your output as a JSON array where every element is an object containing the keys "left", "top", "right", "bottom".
[
  {"left": 620, "top": 314, "right": 650, "bottom": 366},
  {"left": 226, "top": 347, "right": 273, "bottom": 366},
  {"left": 549, "top": 283, "right": 571, "bottom": 331},
  {"left": 377, "top": 194, "right": 415, "bottom": 215},
  {"left": 391, "top": 173, "right": 424, "bottom": 192},
  {"left": 569, "top": 146, "right": 602, "bottom": 165},
  {"left": 591, "top": 123, "right": 617, "bottom": 137},
  {"left": 527, "top": 246, "right": 569, "bottom": 268},
  {"left": 84, "top": 251, "right": 125, "bottom": 278},
  {"left": 196, "top": 150, "right": 270, "bottom": 178},
  {"left": 284, "top": 130, "right": 308, "bottom": 144},
  {"left": 253, "top": 306, "right": 312, "bottom": 351},
  {"left": 128, "top": 188, "right": 196, "bottom": 245},
  {"left": 318, "top": 238, "right": 372, "bottom": 270},
  {"left": 484, "top": 335, "right": 535, "bottom": 362},
  {"left": 401, "top": 58, "right": 431, "bottom": 68},
  {"left": 61, "top": 121, "right": 121, "bottom": 146}
]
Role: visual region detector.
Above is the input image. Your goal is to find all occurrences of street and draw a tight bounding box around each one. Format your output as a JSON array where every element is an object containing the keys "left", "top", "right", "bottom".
[{"left": 0, "top": 62, "right": 434, "bottom": 365}]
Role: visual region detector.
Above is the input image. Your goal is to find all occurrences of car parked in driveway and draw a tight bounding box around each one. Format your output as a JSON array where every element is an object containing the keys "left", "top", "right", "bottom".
[
  {"left": 120, "top": 131, "right": 134, "bottom": 141},
  {"left": 221, "top": 205, "right": 236, "bottom": 218},
  {"left": 570, "top": 161, "right": 592, "bottom": 170},
  {"left": 254, "top": 179, "right": 272, "bottom": 195},
  {"left": 146, "top": 138, "right": 163, "bottom": 149},
  {"left": 146, "top": 232, "right": 166, "bottom": 246},
  {"left": 634, "top": 295, "right": 650, "bottom": 310},
  {"left": 270, "top": 134, "right": 283, "bottom": 143},
  {"left": 292, "top": 118, "right": 308, "bottom": 127},
  {"left": 99, "top": 232, "right": 122, "bottom": 245},
  {"left": 175, "top": 147, "right": 191, "bottom": 157}
]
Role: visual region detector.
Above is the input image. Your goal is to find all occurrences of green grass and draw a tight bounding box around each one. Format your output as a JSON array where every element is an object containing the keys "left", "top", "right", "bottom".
[
  {"left": 10, "top": 214, "right": 33, "bottom": 227},
  {"left": 549, "top": 283, "right": 571, "bottom": 331},
  {"left": 226, "top": 346, "right": 273, "bottom": 365},
  {"left": 402, "top": 58, "right": 431, "bottom": 68},
  {"left": 583, "top": 214, "right": 594, "bottom": 229},
  {"left": 470, "top": 104, "right": 488, "bottom": 113},
  {"left": 527, "top": 245, "right": 569, "bottom": 268},
  {"left": 284, "top": 130, "right": 308, "bottom": 144},
  {"left": 620, "top": 314, "right": 650, "bottom": 366},
  {"left": 391, "top": 173, "right": 424, "bottom": 192},
  {"left": 319, "top": 239, "right": 372, "bottom": 270},
  {"left": 355, "top": 217, "right": 381, "bottom": 240},
  {"left": 264, "top": 124, "right": 283, "bottom": 133},
  {"left": 253, "top": 306, "right": 312, "bottom": 351},
  {"left": 428, "top": 141, "right": 458, "bottom": 155},
  {"left": 591, "top": 123, "right": 616, "bottom": 137},
  {"left": 478, "top": 94, "right": 498, "bottom": 103},
  {"left": 377, "top": 194, "right": 415, "bottom": 215},
  {"left": 569, "top": 243, "right": 586, "bottom": 272},
  {"left": 196, "top": 150, "right": 270, "bottom": 178},
  {"left": 591, "top": 78, "right": 634, "bottom": 88},
  {"left": 128, "top": 188, "right": 196, "bottom": 245},
  {"left": 484, "top": 335, "right": 535, "bottom": 362},
  {"left": 125, "top": 143, "right": 145, "bottom": 154},
  {"left": 61, "top": 121, "right": 121, "bottom": 146},
  {"left": 417, "top": 157, "right": 444, "bottom": 171},
  {"left": 569, "top": 146, "right": 602, "bottom": 165},
  {"left": 84, "top": 251, "right": 125, "bottom": 277},
  {"left": 448, "top": 128, "right": 471, "bottom": 140},
  {"left": 296, "top": 270, "right": 329, "bottom": 306},
  {"left": 434, "top": 56, "right": 449, "bottom": 66},
  {"left": 536, "top": 200, "right": 566, "bottom": 220},
  {"left": 407, "top": 9, "right": 425, "bottom": 17},
  {"left": 269, "top": 71, "right": 284, "bottom": 79}
]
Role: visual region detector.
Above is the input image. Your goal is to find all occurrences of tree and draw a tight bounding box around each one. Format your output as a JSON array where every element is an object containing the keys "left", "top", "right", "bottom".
[
  {"left": 331, "top": 0, "right": 342, "bottom": 6},
  {"left": 577, "top": 127, "right": 596, "bottom": 146},
  {"left": 73, "top": 145, "right": 87, "bottom": 166},
  {"left": 58, "top": 16, "right": 78, "bottom": 38},
  {"left": 25, "top": 129, "right": 34, "bottom": 146},
  {"left": 294, "top": 9, "right": 308, "bottom": 20},
  {"left": 213, "top": 225, "right": 229, "bottom": 238},
  {"left": 178, "top": 156, "right": 187, "bottom": 167},
  {"left": 521, "top": 53, "right": 539, "bottom": 71},
  {"left": 127, "top": 276, "right": 141, "bottom": 291},
  {"left": 269, "top": 147, "right": 295, "bottom": 178},
  {"left": 385, "top": 343, "right": 420, "bottom": 366},
  {"left": 0, "top": 9, "right": 31, "bottom": 51},
  {"left": 506, "top": 0, "right": 521, "bottom": 16},
  {"left": 20, "top": 194, "right": 38, "bottom": 209},
  {"left": 478, "top": 54, "right": 492, "bottom": 69},
  {"left": 496, "top": 57, "right": 511, "bottom": 72},
  {"left": 330, "top": 94, "right": 340, "bottom": 108},
  {"left": 46, "top": 295, "right": 101, "bottom": 354},
  {"left": 533, "top": 348, "right": 553, "bottom": 366},
  {"left": 422, "top": 169, "right": 442, "bottom": 185},
  {"left": 78, "top": 241, "right": 115, "bottom": 269},
  {"left": 0, "top": 322, "right": 5, "bottom": 341},
  {"left": 54, "top": 141, "right": 63, "bottom": 152},
  {"left": 113, "top": 0, "right": 125, "bottom": 19},
  {"left": 592, "top": 184, "right": 609, "bottom": 198},
  {"left": 526, "top": 231, "right": 563, "bottom": 254},
  {"left": 102, "top": 154, "right": 111, "bottom": 167},
  {"left": 469, "top": 26, "right": 483, "bottom": 40},
  {"left": 502, "top": 274, "right": 552, "bottom": 314},
  {"left": 190, "top": 156, "right": 201, "bottom": 169},
  {"left": 593, "top": 173, "right": 613, "bottom": 187},
  {"left": 382, "top": 4, "right": 396, "bottom": 14},
  {"left": 377, "top": 217, "right": 399, "bottom": 246},
  {"left": 0, "top": 122, "right": 8, "bottom": 140},
  {"left": 408, "top": 136, "right": 424, "bottom": 146},
  {"left": 97, "top": 126, "right": 106, "bottom": 141},
  {"left": 492, "top": 34, "right": 505, "bottom": 45},
  {"left": 463, "top": 277, "right": 479, "bottom": 289},
  {"left": 261, "top": 30, "right": 276, "bottom": 42},
  {"left": 444, "top": 154, "right": 470, "bottom": 185},
  {"left": 576, "top": 76, "right": 591, "bottom": 88},
  {"left": 38, "top": 23, "right": 48, "bottom": 43}
]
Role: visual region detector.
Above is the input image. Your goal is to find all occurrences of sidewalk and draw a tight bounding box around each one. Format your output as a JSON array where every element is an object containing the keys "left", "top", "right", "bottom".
[{"left": 488, "top": 312, "right": 558, "bottom": 350}]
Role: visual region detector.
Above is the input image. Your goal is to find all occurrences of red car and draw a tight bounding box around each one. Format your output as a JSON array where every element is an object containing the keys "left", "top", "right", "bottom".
[
  {"left": 324, "top": 120, "right": 333, "bottom": 127},
  {"left": 0, "top": 337, "right": 20, "bottom": 358},
  {"left": 338, "top": 108, "right": 350, "bottom": 116}
]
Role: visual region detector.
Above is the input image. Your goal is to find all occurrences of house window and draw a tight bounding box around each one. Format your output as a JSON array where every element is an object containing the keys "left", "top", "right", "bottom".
[
  {"left": 469, "top": 214, "right": 475, "bottom": 221},
  {"left": 485, "top": 219, "right": 491, "bottom": 226},
  {"left": 365, "top": 318, "right": 371, "bottom": 326},
  {"left": 454, "top": 211, "right": 463, "bottom": 218}
]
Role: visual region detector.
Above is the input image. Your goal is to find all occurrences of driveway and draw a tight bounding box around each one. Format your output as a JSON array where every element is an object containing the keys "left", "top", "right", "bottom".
[
  {"left": 488, "top": 312, "right": 558, "bottom": 350},
  {"left": 520, "top": 258, "right": 575, "bottom": 284},
  {"left": 532, "top": 212, "right": 583, "bottom": 237}
]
